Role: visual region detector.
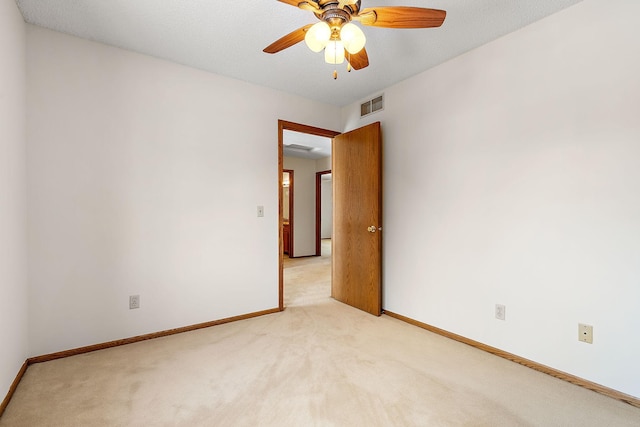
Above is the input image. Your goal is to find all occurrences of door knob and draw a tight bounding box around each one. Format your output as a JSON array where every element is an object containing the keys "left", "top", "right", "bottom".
[{"left": 367, "top": 226, "right": 377, "bottom": 233}]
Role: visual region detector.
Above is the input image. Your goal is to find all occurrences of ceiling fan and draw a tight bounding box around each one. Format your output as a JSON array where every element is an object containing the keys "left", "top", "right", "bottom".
[{"left": 264, "top": 0, "right": 446, "bottom": 77}]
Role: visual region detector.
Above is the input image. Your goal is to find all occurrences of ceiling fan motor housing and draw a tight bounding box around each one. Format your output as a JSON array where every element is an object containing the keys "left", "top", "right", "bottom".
[
  {"left": 323, "top": 10, "right": 350, "bottom": 37},
  {"left": 315, "top": 0, "right": 361, "bottom": 21},
  {"left": 317, "top": 0, "right": 361, "bottom": 13}
]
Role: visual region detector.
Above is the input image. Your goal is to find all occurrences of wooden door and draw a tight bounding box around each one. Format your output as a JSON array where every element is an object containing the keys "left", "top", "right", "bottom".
[{"left": 332, "top": 122, "right": 382, "bottom": 316}]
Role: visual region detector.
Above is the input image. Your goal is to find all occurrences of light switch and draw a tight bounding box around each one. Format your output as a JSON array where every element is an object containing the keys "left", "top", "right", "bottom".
[{"left": 257, "top": 205, "right": 264, "bottom": 217}]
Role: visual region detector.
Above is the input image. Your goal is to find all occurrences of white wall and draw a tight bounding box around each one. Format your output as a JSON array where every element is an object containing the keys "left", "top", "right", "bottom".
[
  {"left": 315, "top": 156, "right": 331, "bottom": 172},
  {"left": 26, "top": 26, "right": 340, "bottom": 356},
  {"left": 316, "top": 157, "right": 332, "bottom": 239},
  {"left": 0, "top": 0, "right": 28, "bottom": 400},
  {"left": 283, "top": 155, "right": 333, "bottom": 255},
  {"left": 321, "top": 178, "right": 332, "bottom": 239},
  {"left": 283, "top": 156, "right": 317, "bottom": 257},
  {"left": 342, "top": 0, "right": 640, "bottom": 398}
]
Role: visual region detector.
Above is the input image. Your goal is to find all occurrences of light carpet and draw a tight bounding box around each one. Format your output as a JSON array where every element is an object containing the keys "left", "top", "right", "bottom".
[{"left": 2, "top": 243, "right": 639, "bottom": 426}]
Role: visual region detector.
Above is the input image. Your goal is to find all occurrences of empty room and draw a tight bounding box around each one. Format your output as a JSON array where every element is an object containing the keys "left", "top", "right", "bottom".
[{"left": 1, "top": 0, "right": 639, "bottom": 425}]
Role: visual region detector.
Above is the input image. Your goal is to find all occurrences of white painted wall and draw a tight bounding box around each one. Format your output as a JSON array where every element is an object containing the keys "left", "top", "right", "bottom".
[
  {"left": 321, "top": 178, "right": 332, "bottom": 239},
  {"left": 26, "top": 26, "right": 340, "bottom": 356},
  {"left": 315, "top": 156, "right": 331, "bottom": 172},
  {"left": 0, "top": 0, "right": 28, "bottom": 400},
  {"left": 342, "top": 0, "right": 640, "bottom": 398},
  {"left": 316, "top": 156, "right": 333, "bottom": 239},
  {"left": 283, "top": 156, "right": 317, "bottom": 257}
]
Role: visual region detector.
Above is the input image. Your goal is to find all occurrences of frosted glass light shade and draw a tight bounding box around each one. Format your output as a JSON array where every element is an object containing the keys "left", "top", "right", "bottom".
[
  {"left": 305, "top": 22, "right": 331, "bottom": 52},
  {"left": 340, "top": 23, "right": 366, "bottom": 54},
  {"left": 324, "top": 40, "right": 345, "bottom": 64}
]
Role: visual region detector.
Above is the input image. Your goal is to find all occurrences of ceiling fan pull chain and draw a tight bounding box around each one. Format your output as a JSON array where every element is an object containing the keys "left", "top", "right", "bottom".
[{"left": 333, "top": 69, "right": 338, "bottom": 79}]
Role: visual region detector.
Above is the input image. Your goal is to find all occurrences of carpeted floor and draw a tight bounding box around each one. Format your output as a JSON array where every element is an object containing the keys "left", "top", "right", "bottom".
[{"left": 2, "top": 240, "right": 639, "bottom": 426}]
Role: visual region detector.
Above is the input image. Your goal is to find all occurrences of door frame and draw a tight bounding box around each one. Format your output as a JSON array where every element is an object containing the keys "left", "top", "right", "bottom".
[
  {"left": 278, "top": 120, "right": 340, "bottom": 311},
  {"left": 283, "top": 169, "right": 294, "bottom": 256},
  {"left": 315, "top": 170, "right": 331, "bottom": 256}
]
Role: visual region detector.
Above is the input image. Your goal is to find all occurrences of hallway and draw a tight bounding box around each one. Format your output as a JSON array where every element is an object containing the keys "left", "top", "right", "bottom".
[{"left": 284, "top": 239, "right": 331, "bottom": 308}]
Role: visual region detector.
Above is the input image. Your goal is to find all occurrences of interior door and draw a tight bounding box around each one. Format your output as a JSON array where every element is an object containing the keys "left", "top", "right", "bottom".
[{"left": 332, "top": 122, "right": 382, "bottom": 316}]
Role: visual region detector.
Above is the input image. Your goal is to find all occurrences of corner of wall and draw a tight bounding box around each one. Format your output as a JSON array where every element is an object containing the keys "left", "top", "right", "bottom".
[{"left": 0, "top": 0, "right": 29, "bottom": 407}]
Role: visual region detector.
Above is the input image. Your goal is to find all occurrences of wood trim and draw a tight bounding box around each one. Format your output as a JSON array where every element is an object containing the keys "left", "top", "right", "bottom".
[
  {"left": 315, "top": 170, "right": 331, "bottom": 256},
  {"left": 286, "top": 254, "right": 318, "bottom": 260},
  {"left": 278, "top": 121, "right": 284, "bottom": 311},
  {"left": 279, "top": 121, "right": 341, "bottom": 139},
  {"left": 27, "top": 308, "right": 280, "bottom": 365},
  {"left": 278, "top": 120, "right": 340, "bottom": 309},
  {"left": 383, "top": 310, "right": 640, "bottom": 408},
  {"left": 315, "top": 172, "right": 320, "bottom": 256},
  {"left": 0, "top": 361, "right": 28, "bottom": 417},
  {"left": 283, "top": 169, "right": 294, "bottom": 258}
]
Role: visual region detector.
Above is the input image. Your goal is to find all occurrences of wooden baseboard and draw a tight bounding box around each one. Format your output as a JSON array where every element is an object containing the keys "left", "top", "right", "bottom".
[
  {"left": 0, "top": 361, "right": 28, "bottom": 418},
  {"left": 28, "top": 307, "right": 281, "bottom": 365},
  {"left": 383, "top": 310, "right": 640, "bottom": 409},
  {"left": 0, "top": 307, "right": 280, "bottom": 417}
]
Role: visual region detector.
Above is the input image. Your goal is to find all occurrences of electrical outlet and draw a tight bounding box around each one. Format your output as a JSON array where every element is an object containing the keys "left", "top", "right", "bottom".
[
  {"left": 129, "top": 295, "right": 140, "bottom": 310},
  {"left": 257, "top": 205, "right": 264, "bottom": 217},
  {"left": 495, "top": 304, "right": 506, "bottom": 321},
  {"left": 578, "top": 323, "right": 593, "bottom": 344}
]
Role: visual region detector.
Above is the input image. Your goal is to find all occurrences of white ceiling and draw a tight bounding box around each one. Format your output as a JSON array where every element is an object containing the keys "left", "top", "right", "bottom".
[
  {"left": 283, "top": 130, "right": 332, "bottom": 160},
  {"left": 15, "top": 0, "right": 582, "bottom": 106}
]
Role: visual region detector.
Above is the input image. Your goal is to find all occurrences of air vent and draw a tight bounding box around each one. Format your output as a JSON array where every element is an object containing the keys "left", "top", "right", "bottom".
[
  {"left": 286, "top": 144, "right": 315, "bottom": 151},
  {"left": 360, "top": 94, "right": 384, "bottom": 117}
]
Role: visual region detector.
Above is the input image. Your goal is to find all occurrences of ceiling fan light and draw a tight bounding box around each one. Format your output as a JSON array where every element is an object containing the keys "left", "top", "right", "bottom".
[
  {"left": 340, "top": 23, "right": 366, "bottom": 55},
  {"left": 325, "top": 40, "right": 345, "bottom": 64},
  {"left": 305, "top": 21, "right": 331, "bottom": 52}
]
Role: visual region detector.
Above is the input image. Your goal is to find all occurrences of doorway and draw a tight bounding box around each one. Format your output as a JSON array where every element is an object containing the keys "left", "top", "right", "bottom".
[
  {"left": 278, "top": 121, "right": 339, "bottom": 310},
  {"left": 278, "top": 121, "right": 383, "bottom": 315},
  {"left": 315, "top": 170, "right": 332, "bottom": 256},
  {"left": 283, "top": 169, "right": 293, "bottom": 256}
]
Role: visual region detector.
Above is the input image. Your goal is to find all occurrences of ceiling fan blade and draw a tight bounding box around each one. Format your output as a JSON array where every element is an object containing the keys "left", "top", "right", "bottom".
[
  {"left": 277, "top": 0, "right": 302, "bottom": 7},
  {"left": 263, "top": 24, "right": 313, "bottom": 54},
  {"left": 298, "top": 1, "right": 321, "bottom": 12},
  {"left": 356, "top": 7, "right": 446, "bottom": 29},
  {"left": 277, "top": 0, "right": 320, "bottom": 12},
  {"left": 347, "top": 47, "right": 369, "bottom": 70},
  {"left": 338, "top": 0, "right": 358, "bottom": 9}
]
